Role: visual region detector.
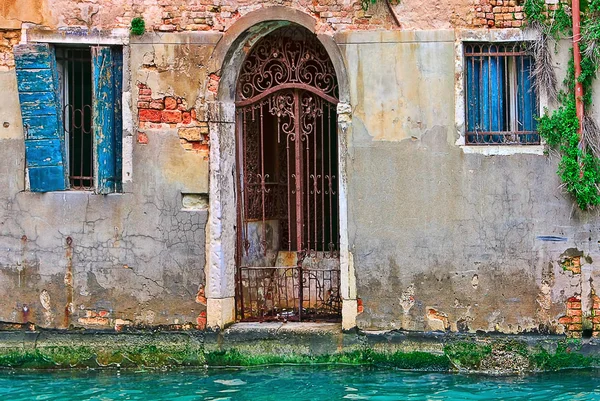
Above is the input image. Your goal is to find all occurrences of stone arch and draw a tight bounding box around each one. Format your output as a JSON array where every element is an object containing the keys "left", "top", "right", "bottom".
[{"left": 204, "top": 6, "right": 356, "bottom": 329}]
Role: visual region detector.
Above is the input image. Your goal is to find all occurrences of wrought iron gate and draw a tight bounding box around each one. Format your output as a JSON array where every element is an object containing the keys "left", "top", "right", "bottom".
[{"left": 235, "top": 26, "right": 341, "bottom": 322}]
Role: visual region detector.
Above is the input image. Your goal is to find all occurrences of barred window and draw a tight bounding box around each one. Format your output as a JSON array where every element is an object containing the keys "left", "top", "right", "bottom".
[
  {"left": 464, "top": 42, "right": 539, "bottom": 145},
  {"left": 14, "top": 44, "right": 122, "bottom": 193}
]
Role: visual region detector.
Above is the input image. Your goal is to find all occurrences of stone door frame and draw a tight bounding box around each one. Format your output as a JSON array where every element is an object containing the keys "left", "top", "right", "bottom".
[{"left": 203, "top": 7, "right": 357, "bottom": 330}]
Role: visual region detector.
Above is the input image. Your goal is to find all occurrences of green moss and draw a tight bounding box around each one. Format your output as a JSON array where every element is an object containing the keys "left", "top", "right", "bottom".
[
  {"left": 529, "top": 341, "right": 596, "bottom": 371},
  {"left": 204, "top": 348, "right": 450, "bottom": 371},
  {"left": 444, "top": 342, "right": 492, "bottom": 370},
  {"left": 0, "top": 343, "right": 205, "bottom": 369}
]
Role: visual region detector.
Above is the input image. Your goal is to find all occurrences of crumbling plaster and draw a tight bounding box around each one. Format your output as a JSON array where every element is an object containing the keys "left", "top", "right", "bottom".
[
  {"left": 340, "top": 28, "right": 600, "bottom": 334},
  {"left": 0, "top": 29, "right": 211, "bottom": 329}
]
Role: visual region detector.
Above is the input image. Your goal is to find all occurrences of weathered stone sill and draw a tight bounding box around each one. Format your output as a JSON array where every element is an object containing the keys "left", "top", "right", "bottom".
[{"left": 0, "top": 323, "right": 599, "bottom": 374}]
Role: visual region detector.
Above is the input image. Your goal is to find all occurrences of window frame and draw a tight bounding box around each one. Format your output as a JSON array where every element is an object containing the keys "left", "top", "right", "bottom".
[
  {"left": 454, "top": 29, "right": 547, "bottom": 155},
  {"left": 15, "top": 29, "right": 131, "bottom": 193}
]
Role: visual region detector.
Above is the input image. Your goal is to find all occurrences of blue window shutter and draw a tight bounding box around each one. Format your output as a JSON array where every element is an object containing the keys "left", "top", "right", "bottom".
[
  {"left": 517, "top": 56, "right": 536, "bottom": 131},
  {"left": 466, "top": 57, "right": 479, "bottom": 134},
  {"left": 479, "top": 57, "right": 490, "bottom": 132},
  {"left": 14, "top": 43, "right": 68, "bottom": 191},
  {"left": 112, "top": 48, "right": 123, "bottom": 193},
  {"left": 489, "top": 56, "right": 504, "bottom": 132},
  {"left": 92, "top": 46, "right": 117, "bottom": 194}
]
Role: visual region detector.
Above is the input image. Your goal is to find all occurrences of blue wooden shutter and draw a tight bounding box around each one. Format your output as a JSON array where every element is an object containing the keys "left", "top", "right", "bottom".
[
  {"left": 112, "top": 48, "right": 123, "bottom": 193},
  {"left": 14, "top": 43, "right": 68, "bottom": 191},
  {"left": 517, "top": 56, "right": 537, "bottom": 144},
  {"left": 92, "top": 46, "right": 117, "bottom": 194}
]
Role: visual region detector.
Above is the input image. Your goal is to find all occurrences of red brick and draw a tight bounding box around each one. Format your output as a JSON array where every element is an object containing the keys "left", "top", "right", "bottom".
[
  {"left": 139, "top": 109, "right": 162, "bottom": 123},
  {"left": 137, "top": 101, "right": 150, "bottom": 109},
  {"left": 149, "top": 100, "right": 165, "bottom": 110},
  {"left": 182, "top": 111, "right": 192, "bottom": 124},
  {"left": 138, "top": 95, "right": 152, "bottom": 102},
  {"left": 192, "top": 142, "right": 209, "bottom": 152},
  {"left": 137, "top": 132, "right": 148, "bottom": 144},
  {"left": 164, "top": 96, "right": 177, "bottom": 110},
  {"left": 567, "top": 309, "right": 582, "bottom": 317},
  {"left": 567, "top": 301, "right": 582, "bottom": 309},
  {"left": 196, "top": 311, "right": 207, "bottom": 330},
  {"left": 162, "top": 110, "right": 182, "bottom": 123},
  {"left": 568, "top": 296, "right": 581, "bottom": 302},
  {"left": 139, "top": 88, "right": 152, "bottom": 95},
  {"left": 558, "top": 316, "right": 572, "bottom": 324},
  {"left": 571, "top": 316, "right": 582, "bottom": 323},
  {"left": 568, "top": 324, "right": 582, "bottom": 331}
]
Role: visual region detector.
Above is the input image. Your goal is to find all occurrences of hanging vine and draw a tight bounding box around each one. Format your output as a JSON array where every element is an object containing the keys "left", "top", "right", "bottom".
[
  {"left": 361, "top": 0, "right": 402, "bottom": 26},
  {"left": 524, "top": 0, "right": 600, "bottom": 210}
]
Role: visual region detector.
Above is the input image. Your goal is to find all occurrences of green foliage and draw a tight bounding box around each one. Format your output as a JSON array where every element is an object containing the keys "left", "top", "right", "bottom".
[
  {"left": 361, "top": 0, "right": 400, "bottom": 11},
  {"left": 523, "top": 0, "right": 547, "bottom": 25},
  {"left": 130, "top": 17, "right": 145, "bottom": 36},
  {"left": 524, "top": 0, "right": 600, "bottom": 210}
]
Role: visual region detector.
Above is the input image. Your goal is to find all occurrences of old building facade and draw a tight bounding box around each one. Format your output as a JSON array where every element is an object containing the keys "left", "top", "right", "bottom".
[{"left": 1, "top": 0, "right": 599, "bottom": 338}]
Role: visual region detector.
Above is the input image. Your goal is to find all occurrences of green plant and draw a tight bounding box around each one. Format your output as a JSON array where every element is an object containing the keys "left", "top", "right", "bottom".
[
  {"left": 130, "top": 17, "right": 145, "bottom": 36},
  {"left": 524, "top": 0, "right": 600, "bottom": 210},
  {"left": 361, "top": 0, "right": 400, "bottom": 11}
]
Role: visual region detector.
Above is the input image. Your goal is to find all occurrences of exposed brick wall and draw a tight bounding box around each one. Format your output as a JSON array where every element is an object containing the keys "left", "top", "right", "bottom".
[
  {"left": 0, "top": 30, "right": 20, "bottom": 71},
  {"left": 47, "top": 0, "right": 397, "bottom": 33},
  {"left": 471, "top": 0, "right": 564, "bottom": 28},
  {"left": 153, "top": 0, "right": 396, "bottom": 32},
  {"left": 559, "top": 296, "right": 582, "bottom": 338},
  {"left": 592, "top": 294, "right": 600, "bottom": 338},
  {"left": 137, "top": 83, "right": 209, "bottom": 153}
]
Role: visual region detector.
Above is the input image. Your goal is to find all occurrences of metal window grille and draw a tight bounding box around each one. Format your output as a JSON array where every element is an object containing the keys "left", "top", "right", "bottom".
[
  {"left": 56, "top": 48, "right": 94, "bottom": 189},
  {"left": 464, "top": 42, "right": 539, "bottom": 145}
]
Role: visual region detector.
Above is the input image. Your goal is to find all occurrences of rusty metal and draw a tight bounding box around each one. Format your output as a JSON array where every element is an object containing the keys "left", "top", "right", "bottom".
[
  {"left": 464, "top": 42, "right": 539, "bottom": 145},
  {"left": 572, "top": 0, "right": 584, "bottom": 136},
  {"left": 235, "top": 27, "right": 341, "bottom": 322},
  {"left": 56, "top": 48, "right": 94, "bottom": 189},
  {"left": 64, "top": 236, "right": 73, "bottom": 328}
]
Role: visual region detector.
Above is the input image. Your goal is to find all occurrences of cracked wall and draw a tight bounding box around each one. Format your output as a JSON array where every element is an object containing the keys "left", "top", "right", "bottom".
[
  {"left": 1, "top": 0, "right": 480, "bottom": 34},
  {"left": 341, "top": 29, "right": 600, "bottom": 334},
  {"left": 0, "top": 31, "right": 212, "bottom": 330},
  {"left": 3, "top": 1, "right": 600, "bottom": 334}
]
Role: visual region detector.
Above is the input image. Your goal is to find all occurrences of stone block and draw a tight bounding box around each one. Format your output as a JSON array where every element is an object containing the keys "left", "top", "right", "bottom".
[{"left": 179, "top": 127, "right": 204, "bottom": 141}]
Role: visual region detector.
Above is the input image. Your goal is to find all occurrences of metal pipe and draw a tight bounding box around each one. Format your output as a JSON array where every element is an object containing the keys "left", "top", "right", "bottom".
[{"left": 572, "top": 0, "right": 584, "bottom": 135}]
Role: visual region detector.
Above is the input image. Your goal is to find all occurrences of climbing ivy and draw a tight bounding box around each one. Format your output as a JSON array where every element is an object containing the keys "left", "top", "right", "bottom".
[
  {"left": 524, "top": 0, "right": 600, "bottom": 210},
  {"left": 361, "top": 0, "right": 400, "bottom": 12}
]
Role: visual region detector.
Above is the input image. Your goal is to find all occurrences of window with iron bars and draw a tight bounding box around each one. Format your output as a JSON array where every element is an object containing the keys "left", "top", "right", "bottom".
[
  {"left": 14, "top": 43, "right": 122, "bottom": 193},
  {"left": 464, "top": 42, "right": 539, "bottom": 145}
]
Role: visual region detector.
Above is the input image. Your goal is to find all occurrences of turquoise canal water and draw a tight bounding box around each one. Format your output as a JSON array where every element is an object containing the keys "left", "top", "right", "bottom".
[{"left": 1, "top": 367, "right": 600, "bottom": 400}]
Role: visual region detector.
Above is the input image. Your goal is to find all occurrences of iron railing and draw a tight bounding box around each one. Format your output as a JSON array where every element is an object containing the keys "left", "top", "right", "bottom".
[
  {"left": 464, "top": 42, "right": 539, "bottom": 145},
  {"left": 56, "top": 48, "right": 94, "bottom": 189}
]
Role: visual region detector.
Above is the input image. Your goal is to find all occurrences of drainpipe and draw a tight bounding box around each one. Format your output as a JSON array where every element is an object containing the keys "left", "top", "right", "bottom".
[{"left": 572, "top": 0, "right": 584, "bottom": 136}]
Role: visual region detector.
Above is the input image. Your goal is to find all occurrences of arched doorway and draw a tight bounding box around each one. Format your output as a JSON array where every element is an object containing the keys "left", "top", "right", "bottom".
[{"left": 234, "top": 25, "right": 341, "bottom": 322}]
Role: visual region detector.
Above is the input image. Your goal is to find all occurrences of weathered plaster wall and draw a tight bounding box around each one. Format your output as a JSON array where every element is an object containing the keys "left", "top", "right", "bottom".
[
  {"left": 1, "top": 0, "right": 476, "bottom": 33},
  {"left": 0, "top": 33, "right": 215, "bottom": 330},
  {"left": 340, "top": 30, "right": 600, "bottom": 335}
]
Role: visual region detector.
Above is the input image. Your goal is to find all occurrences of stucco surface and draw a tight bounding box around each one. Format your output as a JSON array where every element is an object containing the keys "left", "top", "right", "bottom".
[
  {"left": 340, "top": 30, "right": 600, "bottom": 333},
  {"left": 0, "top": 39, "right": 212, "bottom": 329}
]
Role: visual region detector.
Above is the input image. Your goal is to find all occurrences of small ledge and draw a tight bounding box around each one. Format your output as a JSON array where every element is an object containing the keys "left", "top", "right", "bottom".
[{"left": 460, "top": 145, "right": 545, "bottom": 156}]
